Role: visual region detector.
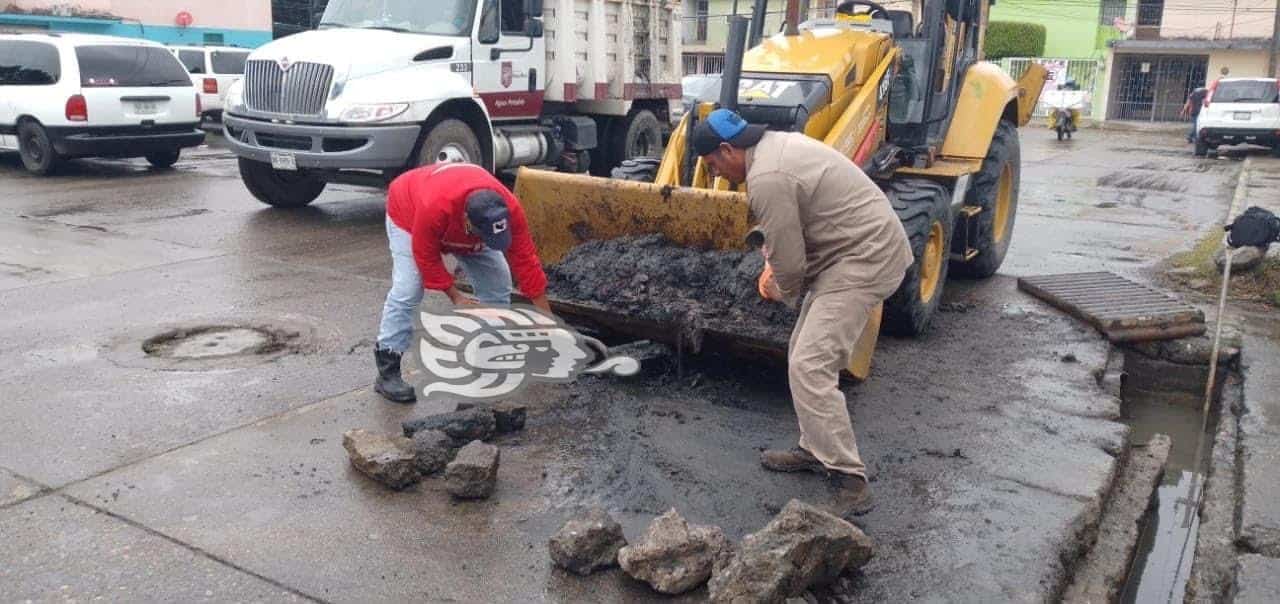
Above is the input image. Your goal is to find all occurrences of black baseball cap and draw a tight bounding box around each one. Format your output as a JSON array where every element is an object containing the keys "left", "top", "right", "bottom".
[
  {"left": 465, "top": 189, "right": 512, "bottom": 251},
  {"left": 691, "top": 108, "right": 768, "bottom": 156}
]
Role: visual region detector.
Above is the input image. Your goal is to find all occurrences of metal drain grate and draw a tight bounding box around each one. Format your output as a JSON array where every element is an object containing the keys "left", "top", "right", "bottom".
[{"left": 1017, "top": 272, "right": 1205, "bottom": 342}]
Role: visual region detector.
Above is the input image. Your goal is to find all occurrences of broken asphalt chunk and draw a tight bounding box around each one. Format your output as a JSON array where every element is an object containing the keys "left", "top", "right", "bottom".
[
  {"left": 708, "top": 499, "right": 874, "bottom": 603},
  {"left": 444, "top": 440, "right": 500, "bottom": 499},
  {"left": 618, "top": 508, "right": 732, "bottom": 595},
  {"left": 342, "top": 429, "right": 421, "bottom": 490},
  {"left": 548, "top": 508, "right": 628, "bottom": 576}
]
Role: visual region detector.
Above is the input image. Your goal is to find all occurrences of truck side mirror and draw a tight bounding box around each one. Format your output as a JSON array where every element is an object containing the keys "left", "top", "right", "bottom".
[
  {"left": 524, "top": 0, "right": 544, "bottom": 16},
  {"left": 524, "top": 17, "right": 543, "bottom": 38}
]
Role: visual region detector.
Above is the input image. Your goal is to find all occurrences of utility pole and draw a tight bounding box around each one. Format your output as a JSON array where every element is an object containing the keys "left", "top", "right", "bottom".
[
  {"left": 1270, "top": 0, "right": 1280, "bottom": 77},
  {"left": 1230, "top": 0, "right": 1238, "bottom": 38}
]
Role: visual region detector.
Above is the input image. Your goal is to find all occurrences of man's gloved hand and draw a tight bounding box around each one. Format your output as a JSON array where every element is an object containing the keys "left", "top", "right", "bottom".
[
  {"left": 758, "top": 261, "right": 784, "bottom": 302},
  {"left": 1226, "top": 206, "right": 1280, "bottom": 249}
]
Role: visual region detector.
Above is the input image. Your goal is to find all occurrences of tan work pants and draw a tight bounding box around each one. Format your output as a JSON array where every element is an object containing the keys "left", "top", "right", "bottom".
[{"left": 787, "top": 277, "right": 901, "bottom": 478}]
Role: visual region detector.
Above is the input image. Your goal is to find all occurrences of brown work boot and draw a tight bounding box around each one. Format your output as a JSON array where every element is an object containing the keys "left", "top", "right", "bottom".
[
  {"left": 829, "top": 473, "right": 874, "bottom": 518},
  {"left": 760, "top": 446, "right": 826, "bottom": 474}
]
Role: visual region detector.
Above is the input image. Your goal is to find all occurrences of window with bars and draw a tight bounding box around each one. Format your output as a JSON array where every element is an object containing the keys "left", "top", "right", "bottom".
[
  {"left": 695, "top": 0, "right": 709, "bottom": 42},
  {"left": 1100, "top": 0, "right": 1126, "bottom": 26},
  {"left": 1137, "top": 0, "right": 1163, "bottom": 27}
]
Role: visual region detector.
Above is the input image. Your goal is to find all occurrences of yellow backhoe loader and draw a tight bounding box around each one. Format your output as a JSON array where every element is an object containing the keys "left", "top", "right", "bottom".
[{"left": 515, "top": 0, "right": 1047, "bottom": 377}]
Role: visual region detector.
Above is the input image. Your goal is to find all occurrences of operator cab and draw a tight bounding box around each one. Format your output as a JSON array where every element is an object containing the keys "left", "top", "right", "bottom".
[{"left": 799, "top": 1, "right": 913, "bottom": 38}]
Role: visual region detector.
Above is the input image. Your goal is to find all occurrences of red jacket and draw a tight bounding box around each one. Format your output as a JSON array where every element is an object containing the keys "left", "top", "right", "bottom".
[{"left": 386, "top": 163, "right": 547, "bottom": 299}]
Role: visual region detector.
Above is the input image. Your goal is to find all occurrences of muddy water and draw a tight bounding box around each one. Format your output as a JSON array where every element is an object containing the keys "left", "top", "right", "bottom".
[{"left": 1119, "top": 377, "right": 1218, "bottom": 603}]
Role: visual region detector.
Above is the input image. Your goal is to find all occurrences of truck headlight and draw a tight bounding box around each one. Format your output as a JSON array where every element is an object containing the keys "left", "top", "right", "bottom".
[
  {"left": 340, "top": 103, "right": 410, "bottom": 123},
  {"left": 225, "top": 79, "right": 245, "bottom": 111}
]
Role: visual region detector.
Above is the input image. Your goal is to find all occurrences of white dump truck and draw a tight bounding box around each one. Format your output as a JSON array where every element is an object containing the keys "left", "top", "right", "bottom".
[{"left": 222, "top": 0, "right": 682, "bottom": 207}]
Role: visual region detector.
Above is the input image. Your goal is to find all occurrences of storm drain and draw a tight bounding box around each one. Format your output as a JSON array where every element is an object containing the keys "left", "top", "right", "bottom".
[
  {"left": 142, "top": 325, "right": 301, "bottom": 361},
  {"left": 1017, "top": 272, "right": 1204, "bottom": 343}
]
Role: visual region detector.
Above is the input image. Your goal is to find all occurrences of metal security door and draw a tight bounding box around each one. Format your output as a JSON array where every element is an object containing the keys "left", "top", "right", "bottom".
[{"left": 1109, "top": 54, "right": 1207, "bottom": 122}]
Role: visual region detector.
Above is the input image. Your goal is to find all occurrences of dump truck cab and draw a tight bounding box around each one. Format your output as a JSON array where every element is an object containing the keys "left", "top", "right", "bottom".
[{"left": 223, "top": 0, "right": 681, "bottom": 208}]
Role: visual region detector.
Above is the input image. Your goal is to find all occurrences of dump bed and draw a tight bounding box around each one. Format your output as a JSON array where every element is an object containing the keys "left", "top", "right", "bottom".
[{"left": 542, "top": 0, "right": 682, "bottom": 106}]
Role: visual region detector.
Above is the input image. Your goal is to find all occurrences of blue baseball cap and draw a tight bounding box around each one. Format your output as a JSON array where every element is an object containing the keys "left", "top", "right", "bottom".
[
  {"left": 465, "top": 189, "right": 512, "bottom": 251},
  {"left": 691, "top": 108, "right": 767, "bottom": 156}
]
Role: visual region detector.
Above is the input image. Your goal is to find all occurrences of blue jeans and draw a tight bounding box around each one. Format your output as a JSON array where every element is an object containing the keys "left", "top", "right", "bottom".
[
  {"left": 1188, "top": 115, "right": 1198, "bottom": 142},
  {"left": 376, "top": 216, "right": 513, "bottom": 353}
]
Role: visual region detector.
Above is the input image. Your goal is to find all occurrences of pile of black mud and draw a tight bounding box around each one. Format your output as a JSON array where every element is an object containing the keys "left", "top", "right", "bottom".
[{"left": 546, "top": 234, "right": 798, "bottom": 348}]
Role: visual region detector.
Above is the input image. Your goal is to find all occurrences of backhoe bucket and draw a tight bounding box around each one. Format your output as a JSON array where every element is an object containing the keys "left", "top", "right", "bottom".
[
  {"left": 513, "top": 167, "right": 752, "bottom": 265},
  {"left": 513, "top": 167, "right": 880, "bottom": 380}
]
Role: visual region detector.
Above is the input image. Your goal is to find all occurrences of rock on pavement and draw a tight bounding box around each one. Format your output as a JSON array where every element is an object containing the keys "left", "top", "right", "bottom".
[
  {"left": 618, "top": 508, "right": 732, "bottom": 595},
  {"left": 444, "top": 440, "right": 500, "bottom": 499},
  {"left": 411, "top": 429, "right": 458, "bottom": 475},
  {"left": 402, "top": 408, "right": 496, "bottom": 443},
  {"left": 708, "top": 499, "right": 874, "bottom": 604},
  {"left": 1214, "top": 245, "right": 1265, "bottom": 273},
  {"left": 342, "top": 429, "right": 421, "bottom": 490},
  {"left": 548, "top": 508, "right": 628, "bottom": 576}
]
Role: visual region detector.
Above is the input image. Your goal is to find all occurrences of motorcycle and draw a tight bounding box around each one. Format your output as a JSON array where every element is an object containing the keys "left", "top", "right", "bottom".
[{"left": 1042, "top": 80, "right": 1087, "bottom": 141}]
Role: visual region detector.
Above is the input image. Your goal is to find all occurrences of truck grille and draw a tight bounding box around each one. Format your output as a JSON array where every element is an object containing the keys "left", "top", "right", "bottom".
[{"left": 244, "top": 60, "right": 334, "bottom": 115}]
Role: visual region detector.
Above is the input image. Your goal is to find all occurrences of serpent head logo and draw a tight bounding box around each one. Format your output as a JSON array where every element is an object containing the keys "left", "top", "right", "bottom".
[{"left": 412, "top": 305, "right": 639, "bottom": 402}]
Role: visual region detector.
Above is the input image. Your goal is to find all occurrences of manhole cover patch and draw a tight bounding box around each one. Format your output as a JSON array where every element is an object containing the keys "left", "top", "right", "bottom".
[
  {"left": 106, "top": 318, "right": 318, "bottom": 371},
  {"left": 143, "top": 326, "right": 286, "bottom": 360}
]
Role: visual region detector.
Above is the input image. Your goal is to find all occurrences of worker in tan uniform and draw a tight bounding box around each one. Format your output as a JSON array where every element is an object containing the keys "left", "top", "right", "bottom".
[{"left": 692, "top": 108, "right": 914, "bottom": 517}]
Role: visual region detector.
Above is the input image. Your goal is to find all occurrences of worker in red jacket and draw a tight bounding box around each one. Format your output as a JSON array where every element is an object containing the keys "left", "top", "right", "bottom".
[{"left": 375, "top": 162, "right": 551, "bottom": 403}]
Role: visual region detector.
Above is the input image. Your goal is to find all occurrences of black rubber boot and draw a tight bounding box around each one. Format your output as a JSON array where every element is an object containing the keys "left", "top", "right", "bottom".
[{"left": 374, "top": 347, "right": 416, "bottom": 403}]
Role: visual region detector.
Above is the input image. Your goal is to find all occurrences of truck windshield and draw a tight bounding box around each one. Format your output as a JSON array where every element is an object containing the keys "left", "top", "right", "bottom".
[{"left": 319, "top": 0, "right": 476, "bottom": 37}]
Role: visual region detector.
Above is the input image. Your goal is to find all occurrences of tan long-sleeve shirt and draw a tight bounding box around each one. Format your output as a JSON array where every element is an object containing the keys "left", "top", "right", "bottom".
[{"left": 746, "top": 131, "right": 913, "bottom": 306}]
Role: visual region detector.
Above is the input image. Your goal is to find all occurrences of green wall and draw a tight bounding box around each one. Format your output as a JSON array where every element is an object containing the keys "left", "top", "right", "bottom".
[{"left": 990, "top": 0, "right": 1115, "bottom": 59}]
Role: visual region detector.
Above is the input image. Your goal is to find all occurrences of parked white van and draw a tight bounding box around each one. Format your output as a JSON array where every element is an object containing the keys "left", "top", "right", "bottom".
[
  {"left": 1195, "top": 77, "right": 1280, "bottom": 157},
  {"left": 169, "top": 45, "right": 250, "bottom": 121},
  {"left": 0, "top": 33, "right": 206, "bottom": 175}
]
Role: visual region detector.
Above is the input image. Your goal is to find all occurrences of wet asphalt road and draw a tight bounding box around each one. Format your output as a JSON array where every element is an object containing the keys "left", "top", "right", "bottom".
[{"left": 0, "top": 127, "right": 1247, "bottom": 602}]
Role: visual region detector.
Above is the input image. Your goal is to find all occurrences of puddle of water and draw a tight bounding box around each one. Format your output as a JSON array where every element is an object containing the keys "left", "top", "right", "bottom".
[{"left": 1118, "top": 384, "right": 1217, "bottom": 604}]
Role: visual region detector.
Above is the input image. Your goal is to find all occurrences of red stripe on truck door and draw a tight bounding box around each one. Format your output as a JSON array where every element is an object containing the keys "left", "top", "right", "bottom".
[{"left": 479, "top": 91, "right": 545, "bottom": 119}]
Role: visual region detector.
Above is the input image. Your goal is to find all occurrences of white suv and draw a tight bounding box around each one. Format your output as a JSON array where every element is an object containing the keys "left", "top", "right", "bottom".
[
  {"left": 169, "top": 45, "right": 250, "bottom": 121},
  {"left": 1195, "top": 77, "right": 1280, "bottom": 157},
  {"left": 0, "top": 33, "right": 205, "bottom": 175}
]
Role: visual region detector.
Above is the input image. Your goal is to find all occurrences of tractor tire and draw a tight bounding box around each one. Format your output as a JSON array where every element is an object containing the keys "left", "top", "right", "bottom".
[
  {"left": 610, "top": 157, "right": 662, "bottom": 182},
  {"left": 238, "top": 158, "right": 326, "bottom": 208},
  {"left": 17, "top": 120, "right": 59, "bottom": 175},
  {"left": 883, "top": 177, "right": 953, "bottom": 336},
  {"left": 416, "top": 118, "right": 482, "bottom": 166},
  {"left": 950, "top": 119, "right": 1020, "bottom": 279}
]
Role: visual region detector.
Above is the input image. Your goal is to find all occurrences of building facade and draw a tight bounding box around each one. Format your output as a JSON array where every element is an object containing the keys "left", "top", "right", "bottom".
[
  {"left": 0, "top": 1, "right": 273, "bottom": 47},
  {"left": 1100, "top": 0, "right": 1278, "bottom": 122}
]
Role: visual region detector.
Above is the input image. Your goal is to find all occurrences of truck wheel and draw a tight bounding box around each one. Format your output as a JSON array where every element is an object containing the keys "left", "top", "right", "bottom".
[
  {"left": 950, "top": 119, "right": 1020, "bottom": 279},
  {"left": 620, "top": 110, "right": 663, "bottom": 161},
  {"left": 883, "top": 178, "right": 953, "bottom": 336},
  {"left": 610, "top": 157, "right": 662, "bottom": 182},
  {"left": 1194, "top": 138, "right": 1209, "bottom": 157},
  {"left": 238, "top": 158, "right": 326, "bottom": 208},
  {"left": 17, "top": 121, "right": 59, "bottom": 175},
  {"left": 145, "top": 149, "right": 181, "bottom": 169},
  {"left": 595, "top": 109, "right": 663, "bottom": 176},
  {"left": 417, "top": 118, "right": 482, "bottom": 166}
]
